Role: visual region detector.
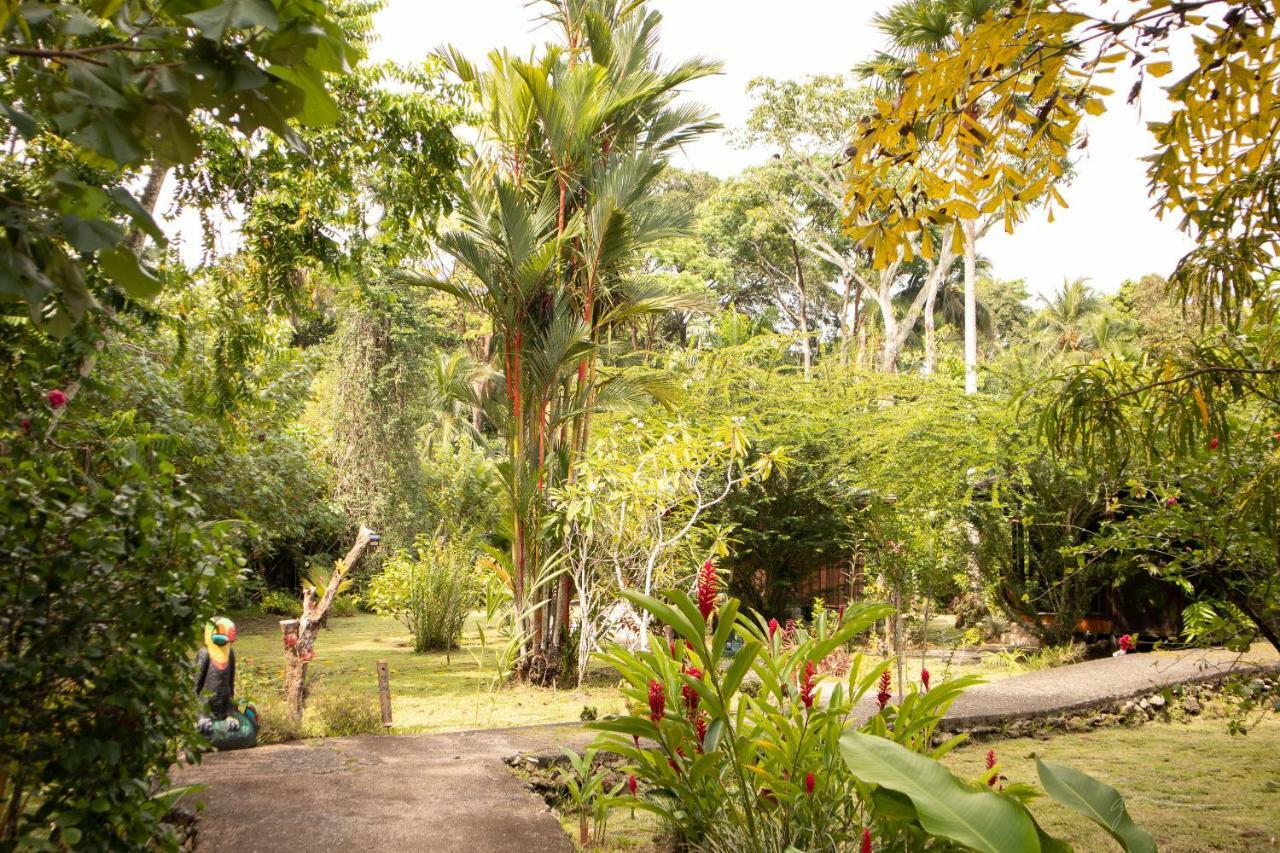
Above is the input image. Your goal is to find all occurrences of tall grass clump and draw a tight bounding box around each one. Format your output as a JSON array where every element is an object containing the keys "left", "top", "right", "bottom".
[{"left": 364, "top": 534, "right": 479, "bottom": 653}]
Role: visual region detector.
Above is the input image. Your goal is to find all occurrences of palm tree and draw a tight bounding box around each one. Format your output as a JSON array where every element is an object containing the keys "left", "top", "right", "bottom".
[
  {"left": 858, "top": 0, "right": 1008, "bottom": 393},
  {"left": 403, "top": 0, "right": 718, "bottom": 681},
  {"left": 1032, "top": 277, "right": 1105, "bottom": 359}
]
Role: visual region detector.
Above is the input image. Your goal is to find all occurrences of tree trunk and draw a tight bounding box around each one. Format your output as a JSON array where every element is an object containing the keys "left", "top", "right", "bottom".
[
  {"left": 838, "top": 274, "right": 853, "bottom": 366},
  {"left": 922, "top": 282, "right": 938, "bottom": 376},
  {"left": 790, "top": 239, "right": 812, "bottom": 381},
  {"left": 281, "top": 526, "right": 376, "bottom": 722},
  {"left": 963, "top": 219, "right": 979, "bottom": 394}
]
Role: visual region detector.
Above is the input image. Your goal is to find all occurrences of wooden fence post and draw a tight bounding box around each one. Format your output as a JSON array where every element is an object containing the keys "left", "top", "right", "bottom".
[{"left": 376, "top": 660, "right": 392, "bottom": 730}]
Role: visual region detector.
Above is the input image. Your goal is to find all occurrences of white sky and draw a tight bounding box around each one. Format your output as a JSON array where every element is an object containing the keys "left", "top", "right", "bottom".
[{"left": 370, "top": 0, "right": 1195, "bottom": 301}]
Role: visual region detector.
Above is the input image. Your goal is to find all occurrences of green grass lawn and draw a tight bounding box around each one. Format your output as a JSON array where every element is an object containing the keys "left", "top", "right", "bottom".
[
  {"left": 231, "top": 611, "right": 629, "bottom": 734},
  {"left": 563, "top": 714, "right": 1280, "bottom": 852},
  {"left": 945, "top": 715, "right": 1280, "bottom": 853}
]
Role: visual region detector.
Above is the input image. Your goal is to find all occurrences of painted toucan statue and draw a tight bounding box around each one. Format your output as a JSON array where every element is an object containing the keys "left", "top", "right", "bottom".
[{"left": 195, "top": 616, "right": 258, "bottom": 750}]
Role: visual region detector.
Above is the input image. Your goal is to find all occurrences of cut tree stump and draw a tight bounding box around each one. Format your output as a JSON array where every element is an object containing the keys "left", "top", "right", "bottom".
[{"left": 281, "top": 525, "right": 377, "bottom": 722}]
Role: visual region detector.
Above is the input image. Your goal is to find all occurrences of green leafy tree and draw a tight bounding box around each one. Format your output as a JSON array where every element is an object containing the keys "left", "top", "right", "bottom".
[{"left": 399, "top": 0, "right": 719, "bottom": 682}]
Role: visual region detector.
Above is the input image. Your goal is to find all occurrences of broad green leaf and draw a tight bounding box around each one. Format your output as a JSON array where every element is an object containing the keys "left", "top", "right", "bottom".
[
  {"left": 1035, "top": 758, "right": 1156, "bottom": 853},
  {"left": 840, "top": 731, "right": 1041, "bottom": 853},
  {"left": 99, "top": 247, "right": 161, "bottom": 299},
  {"left": 268, "top": 64, "right": 340, "bottom": 127},
  {"left": 185, "top": 0, "right": 278, "bottom": 40}
]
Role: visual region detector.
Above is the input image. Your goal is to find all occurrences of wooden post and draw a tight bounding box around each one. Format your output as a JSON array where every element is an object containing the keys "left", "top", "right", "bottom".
[{"left": 376, "top": 660, "right": 393, "bottom": 729}]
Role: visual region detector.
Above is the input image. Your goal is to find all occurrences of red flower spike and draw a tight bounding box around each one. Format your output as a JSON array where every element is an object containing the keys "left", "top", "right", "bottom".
[
  {"left": 627, "top": 774, "right": 637, "bottom": 796},
  {"left": 800, "top": 660, "right": 817, "bottom": 709},
  {"left": 19, "top": 418, "right": 30, "bottom": 434},
  {"left": 682, "top": 667, "right": 702, "bottom": 716},
  {"left": 985, "top": 749, "right": 998, "bottom": 786},
  {"left": 876, "top": 670, "right": 892, "bottom": 710},
  {"left": 768, "top": 617, "right": 780, "bottom": 640},
  {"left": 648, "top": 679, "right": 665, "bottom": 724},
  {"left": 838, "top": 603, "right": 846, "bottom": 622},
  {"left": 861, "top": 827, "right": 873, "bottom": 853},
  {"left": 696, "top": 560, "right": 718, "bottom": 620},
  {"left": 804, "top": 771, "right": 815, "bottom": 795},
  {"left": 921, "top": 668, "right": 931, "bottom": 692},
  {"left": 1210, "top": 436, "right": 1219, "bottom": 450},
  {"left": 46, "top": 389, "right": 66, "bottom": 409},
  {"left": 694, "top": 713, "right": 707, "bottom": 752}
]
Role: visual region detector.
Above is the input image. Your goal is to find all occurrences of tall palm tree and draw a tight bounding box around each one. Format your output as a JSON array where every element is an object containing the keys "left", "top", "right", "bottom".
[
  {"left": 403, "top": 0, "right": 717, "bottom": 681},
  {"left": 858, "top": 0, "right": 1008, "bottom": 393},
  {"left": 1032, "top": 277, "right": 1106, "bottom": 359}
]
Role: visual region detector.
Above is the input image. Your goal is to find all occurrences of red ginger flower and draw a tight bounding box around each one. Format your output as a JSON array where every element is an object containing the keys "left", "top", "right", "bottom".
[
  {"left": 46, "top": 388, "right": 66, "bottom": 409},
  {"left": 861, "top": 827, "right": 873, "bottom": 853},
  {"left": 768, "top": 617, "right": 780, "bottom": 640},
  {"left": 804, "top": 771, "right": 815, "bottom": 795},
  {"left": 1210, "top": 436, "right": 1220, "bottom": 450},
  {"left": 696, "top": 559, "right": 718, "bottom": 620},
  {"left": 921, "top": 668, "right": 931, "bottom": 692},
  {"left": 876, "top": 670, "right": 892, "bottom": 710},
  {"left": 694, "top": 712, "right": 707, "bottom": 752},
  {"left": 627, "top": 774, "right": 637, "bottom": 796},
  {"left": 682, "top": 667, "right": 702, "bottom": 716},
  {"left": 648, "top": 679, "right": 665, "bottom": 723},
  {"left": 838, "top": 603, "right": 846, "bottom": 622},
  {"left": 1119, "top": 633, "right": 1135, "bottom": 652},
  {"left": 985, "top": 749, "right": 998, "bottom": 786},
  {"left": 800, "top": 660, "right": 817, "bottom": 709}
]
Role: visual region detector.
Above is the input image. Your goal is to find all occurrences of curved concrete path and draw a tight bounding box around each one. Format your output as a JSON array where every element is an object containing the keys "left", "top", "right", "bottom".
[{"left": 177, "top": 645, "right": 1277, "bottom": 852}]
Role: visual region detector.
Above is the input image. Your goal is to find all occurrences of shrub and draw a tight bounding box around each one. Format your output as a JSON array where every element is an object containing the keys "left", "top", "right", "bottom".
[
  {"left": 311, "top": 690, "right": 383, "bottom": 737},
  {"left": 259, "top": 589, "right": 300, "bottom": 616},
  {"left": 0, "top": 442, "right": 240, "bottom": 849},
  {"left": 591, "top": 580, "right": 1154, "bottom": 852},
  {"left": 364, "top": 535, "right": 479, "bottom": 653},
  {"left": 234, "top": 660, "right": 303, "bottom": 745},
  {"left": 328, "top": 595, "right": 359, "bottom": 618}
]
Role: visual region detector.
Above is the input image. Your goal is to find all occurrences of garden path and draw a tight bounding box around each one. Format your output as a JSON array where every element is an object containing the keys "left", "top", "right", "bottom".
[{"left": 176, "top": 644, "right": 1278, "bottom": 852}]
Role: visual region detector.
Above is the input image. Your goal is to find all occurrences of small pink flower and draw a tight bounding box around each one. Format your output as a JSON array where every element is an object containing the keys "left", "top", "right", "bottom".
[
  {"left": 800, "top": 660, "right": 817, "bottom": 709},
  {"left": 921, "top": 668, "right": 931, "bottom": 692},
  {"left": 804, "top": 771, "right": 815, "bottom": 795},
  {"left": 648, "top": 679, "right": 665, "bottom": 723},
  {"left": 1119, "top": 633, "right": 1135, "bottom": 652},
  {"left": 46, "top": 389, "right": 66, "bottom": 409},
  {"left": 627, "top": 774, "right": 637, "bottom": 796},
  {"left": 697, "top": 559, "right": 718, "bottom": 620},
  {"left": 1165, "top": 496, "right": 1177, "bottom": 507},
  {"left": 861, "top": 827, "right": 873, "bottom": 853},
  {"left": 876, "top": 670, "right": 892, "bottom": 710}
]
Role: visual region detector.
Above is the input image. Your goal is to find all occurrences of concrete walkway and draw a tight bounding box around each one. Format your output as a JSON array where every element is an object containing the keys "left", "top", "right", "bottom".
[{"left": 176, "top": 645, "right": 1277, "bottom": 852}]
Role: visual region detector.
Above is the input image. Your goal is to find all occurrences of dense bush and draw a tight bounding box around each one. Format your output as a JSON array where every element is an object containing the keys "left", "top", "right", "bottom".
[
  {"left": 0, "top": 440, "right": 241, "bottom": 849},
  {"left": 259, "top": 589, "right": 301, "bottom": 616},
  {"left": 592, "top": 583, "right": 1154, "bottom": 852},
  {"left": 364, "top": 535, "right": 479, "bottom": 653},
  {"left": 311, "top": 690, "right": 383, "bottom": 737}
]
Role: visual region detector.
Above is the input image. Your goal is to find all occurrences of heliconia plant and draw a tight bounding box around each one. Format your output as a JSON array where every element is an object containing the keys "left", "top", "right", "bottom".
[{"left": 589, "top": 581, "right": 1156, "bottom": 852}]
